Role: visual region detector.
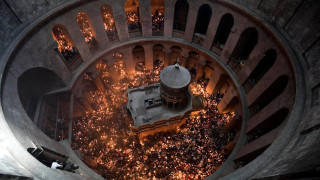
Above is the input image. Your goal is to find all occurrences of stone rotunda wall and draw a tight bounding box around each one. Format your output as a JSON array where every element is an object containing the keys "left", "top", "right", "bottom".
[{"left": 0, "top": 0, "right": 319, "bottom": 179}]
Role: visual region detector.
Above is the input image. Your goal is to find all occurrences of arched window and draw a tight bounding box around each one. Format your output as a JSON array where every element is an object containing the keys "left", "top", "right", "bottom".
[
  {"left": 77, "top": 11, "right": 98, "bottom": 49},
  {"left": 52, "top": 25, "right": 83, "bottom": 71},
  {"left": 125, "top": 0, "right": 142, "bottom": 33},
  {"left": 212, "top": 14, "right": 234, "bottom": 50},
  {"left": 132, "top": 45, "right": 145, "bottom": 71},
  {"left": 100, "top": 5, "right": 119, "bottom": 43},
  {"left": 173, "top": 0, "right": 189, "bottom": 32},
  {"left": 244, "top": 49, "right": 277, "bottom": 92},
  {"left": 193, "top": 4, "right": 212, "bottom": 45},
  {"left": 250, "top": 75, "right": 289, "bottom": 116},
  {"left": 151, "top": 0, "right": 165, "bottom": 35},
  {"left": 230, "top": 27, "right": 258, "bottom": 70},
  {"left": 52, "top": 25, "right": 78, "bottom": 63}
]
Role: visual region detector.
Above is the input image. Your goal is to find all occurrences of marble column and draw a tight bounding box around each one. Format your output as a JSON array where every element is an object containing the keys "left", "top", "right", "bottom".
[
  {"left": 196, "top": 58, "right": 205, "bottom": 79},
  {"left": 163, "top": 48, "right": 171, "bottom": 67},
  {"left": 139, "top": 0, "right": 152, "bottom": 37},
  {"left": 164, "top": 0, "right": 176, "bottom": 37},
  {"left": 220, "top": 24, "right": 243, "bottom": 64},
  {"left": 93, "top": 75, "right": 106, "bottom": 93},
  {"left": 68, "top": 94, "right": 74, "bottom": 144},
  {"left": 86, "top": 4, "right": 110, "bottom": 49},
  {"left": 217, "top": 86, "right": 238, "bottom": 113},
  {"left": 206, "top": 67, "right": 223, "bottom": 94},
  {"left": 184, "top": 2, "right": 200, "bottom": 43},
  {"left": 202, "top": 8, "right": 222, "bottom": 51},
  {"left": 180, "top": 51, "right": 188, "bottom": 67},
  {"left": 64, "top": 18, "right": 91, "bottom": 61},
  {"left": 144, "top": 44, "right": 154, "bottom": 70},
  {"left": 122, "top": 46, "right": 135, "bottom": 74},
  {"left": 113, "top": 0, "right": 129, "bottom": 41}
]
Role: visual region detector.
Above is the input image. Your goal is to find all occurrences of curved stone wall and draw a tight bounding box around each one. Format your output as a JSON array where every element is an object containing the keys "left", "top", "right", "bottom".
[{"left": 0, "top": 0, "right": 317, "bottom": 179}]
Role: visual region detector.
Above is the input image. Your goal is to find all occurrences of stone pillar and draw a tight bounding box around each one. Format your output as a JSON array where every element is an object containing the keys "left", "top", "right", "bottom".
[
  {"left": 83, "top": 90, "right": 92, "bottom": 103},
  {"left": 196, "top": 62, "right": 205, "bottom": 79},
  {"left": 73, "top": 98, "right": 86, "bottom": 117},
  {"left": 164, "top": 0, "right": 176, "bottom": 37},
  {"left": 220, "top": 25, "right": 243, "bottom": 64},
  {"left": 204, "top": 64, "right": 214, "bottom": 79},
  {"left": 93, "top": 75, "right": 106, "bottom": 92},
  {"left": 184, "top": 2, "right": 199, "bottom": 43},
  {"left": 237, "top": 32, "right": 268, "bottom": 83},
  {"left": 64, "top": 19, "right": 91, "bottom": 61},
  {"left": 222, "top": 142, "right": 236, "bottom": 155},
  {"left": 144, "top": 44, "right": 154, "bottom": 70},
  {"left": 180, "top": 51, "right": 188, "bottom": 67},
  {"left": 82, "top": 90, "right": 93, "bottom": 112},
  {"left": 246, "top": 61, "right": 290, "bottom": 107},
  {"left": 33, "top": 96, "right": 43, "bottom": 125},
  {"left": 68, "top": 94, "right": 74, "bottom": 144},
  {"left": 113, "top": 0, "right": 129, "bottom": 41},
  {"left": 122, "top": 47, "right": 135, "bottom": 74},
  {"left": 139, "top": 0, "right": 152, "bottom": 37},
  {"left": 225, "top": 116, "right": 241, "bottom": 131},
  {"left": 163, "top": 48, "right": 171, "bottom": 67},
  {"left": 206, "top": 67, "right": 223, "bottom": 94},
  {"left": 203, "top": 9, "right": 222, "bottom": 51},
  {"left": 217, "top": 86, "right": 238, "bottom": 114},
  {"left": 86, "top": 5, "right": 110, "bottom": 49},
  {"left": 54, "top": 97, "right": 60, "bottom": 141},
  {"left": 238, "top": 53, "right": 265, "bottom": 85}
]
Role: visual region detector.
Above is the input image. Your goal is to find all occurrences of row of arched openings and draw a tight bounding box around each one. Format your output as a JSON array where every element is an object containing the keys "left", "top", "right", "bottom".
[
  {"left": 130, "top": 44, "right": 201, "bottom": 79},
  {"left": 52, "top": 1, "right": 258, "bottom": 74}
]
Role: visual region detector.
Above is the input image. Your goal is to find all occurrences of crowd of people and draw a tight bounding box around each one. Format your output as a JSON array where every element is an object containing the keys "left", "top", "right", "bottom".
[
  {"left": 77, "top": 12, "right": 98, "bottom": 48},
  {"left": 126, "top": 12, "right": 142, "bottom": 32},
  {"left": 52, "top": 26, "right": 79, "bottom": 63},
  {"left": 72, "top": 59, "right": 235, "bottom": 179},
  {"left": 152, "top": 10, "right": 164, "bottom": 33},
  {"left": 101, "top": 9, "right": 119, "bottom": 42}
]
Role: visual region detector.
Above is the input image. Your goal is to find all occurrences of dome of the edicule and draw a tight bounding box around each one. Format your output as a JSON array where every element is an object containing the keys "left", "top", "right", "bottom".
[{"left": 160, "top": 64, "right": 191, "bottom": 89}]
